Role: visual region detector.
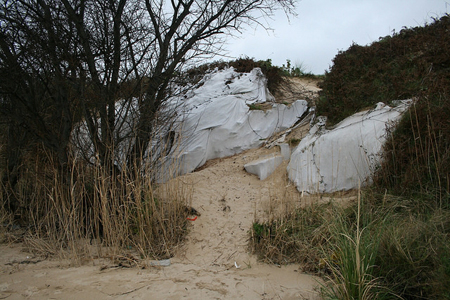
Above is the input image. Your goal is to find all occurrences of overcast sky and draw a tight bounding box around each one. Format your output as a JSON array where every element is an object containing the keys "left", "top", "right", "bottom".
[{"left": 224, "top": 0, "right": 448, "bottom": 74}]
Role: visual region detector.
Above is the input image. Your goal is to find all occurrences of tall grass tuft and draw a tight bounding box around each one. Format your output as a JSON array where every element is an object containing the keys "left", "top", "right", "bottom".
[{"left": 320, "top": 188, "right": 386, "bottom": 300}]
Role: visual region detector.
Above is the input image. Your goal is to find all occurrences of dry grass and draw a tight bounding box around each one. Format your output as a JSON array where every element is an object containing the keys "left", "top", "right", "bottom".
[
  {"left": 273, "top": 76, "right": 321, "bottom": 105},
  {"left": 0, "top": 150, "right": 192, "bottom": 265}
]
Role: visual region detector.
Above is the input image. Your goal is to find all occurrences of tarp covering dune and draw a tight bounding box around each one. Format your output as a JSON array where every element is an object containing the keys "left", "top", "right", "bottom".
[
  {"left": 72, "top": 67, "right": 309, "bottom": 180},
  {"left": 158, "top": 67, "right": 308, "bottom": 179},
  {"left": 287, "top": 100, "right": 412, "bottom": 193}
]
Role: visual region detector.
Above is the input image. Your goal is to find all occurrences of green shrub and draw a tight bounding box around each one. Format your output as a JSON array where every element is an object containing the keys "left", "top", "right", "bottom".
[
  {"left": 317, "top": 15, "right": 450, "bottom": 127},
  {"left": 375, "top": 208, "right": 450, "bottom": 299},
  {"left": 374, "top": 95, "right": 450, "bottom": 204}
]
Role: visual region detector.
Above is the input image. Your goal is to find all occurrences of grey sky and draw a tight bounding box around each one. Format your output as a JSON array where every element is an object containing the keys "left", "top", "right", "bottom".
[{"left": 225, "top": 0, "right": 448, "bottom": 74}]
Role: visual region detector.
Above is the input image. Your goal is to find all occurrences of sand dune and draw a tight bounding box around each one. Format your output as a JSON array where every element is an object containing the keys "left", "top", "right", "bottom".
[{"left": 0, "top": 77, "right": 323, "bottom": 299}]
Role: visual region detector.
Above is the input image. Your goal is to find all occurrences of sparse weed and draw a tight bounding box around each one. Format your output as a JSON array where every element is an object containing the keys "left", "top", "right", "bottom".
[
  {"left": 251, "top": 199, "right": 334, "bottom": 271},
  {"left": 247, "top": 103, "right": 263, "bottom": 111}
]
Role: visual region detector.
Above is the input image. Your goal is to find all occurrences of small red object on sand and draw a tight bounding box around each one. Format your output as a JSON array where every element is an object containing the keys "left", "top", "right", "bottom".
[{"left": 187, "top": 216, "right": 197, "bottom": 221}]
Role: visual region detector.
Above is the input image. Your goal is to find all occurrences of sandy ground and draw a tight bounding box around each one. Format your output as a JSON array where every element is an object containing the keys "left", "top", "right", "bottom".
[
  {"left": 274, "top": 77, "right": 322, "bottom": 104},
  {"left": 0, "top": 78, "right": 326, "bottom": 300}
]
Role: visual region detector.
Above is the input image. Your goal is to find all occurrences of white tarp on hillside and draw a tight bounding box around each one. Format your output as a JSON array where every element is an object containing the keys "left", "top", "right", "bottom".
[
  {"left": 72, "top": 67, "right": 309, "bottom": 178},
  {"left": 159, "top": 67, "right": 309, "bottom": 179},
  {"left": 287, "top": 100, "right": 412, "bottom": 193}
]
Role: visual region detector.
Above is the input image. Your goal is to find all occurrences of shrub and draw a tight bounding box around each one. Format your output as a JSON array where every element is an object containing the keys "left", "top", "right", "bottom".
[{"left": 317, "top": 15, "right": 450, "bottom": 127}]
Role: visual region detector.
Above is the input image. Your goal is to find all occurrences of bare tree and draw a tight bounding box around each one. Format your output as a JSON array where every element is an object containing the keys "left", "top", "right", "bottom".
[
  {"left": 0, "top": 0, "right": 80, "bottom": 166},
  {"left": 128, "top": 0, "right": 296, "bottom": 171},
  {"left": 1, "top": 0, "right": 296, "bottom": 182},
  {"left": 0, "top": 0, "right": 85, "bottom": 211}
]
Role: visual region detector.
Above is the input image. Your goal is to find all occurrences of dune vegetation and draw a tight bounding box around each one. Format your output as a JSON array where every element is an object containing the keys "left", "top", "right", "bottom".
[{"left": 251, "top": 15, "right": 450, "bottom": 299}]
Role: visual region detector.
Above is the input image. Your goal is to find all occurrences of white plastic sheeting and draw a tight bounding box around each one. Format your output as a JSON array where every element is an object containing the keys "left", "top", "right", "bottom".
[
  {"left": 72, "top": 97, "right": 139, "bottom": 166},
  {"left": 72, "top": 67, "right": 309, "bottom": 178},
  {"left": 244, "top": 155, "right": 284, "bottom": 180},
  {"left": 287, "top": 100, "right": 412, "bottom": 193},
  {"left": 159, "top": 67, "right": 309, "bottom": 179}
]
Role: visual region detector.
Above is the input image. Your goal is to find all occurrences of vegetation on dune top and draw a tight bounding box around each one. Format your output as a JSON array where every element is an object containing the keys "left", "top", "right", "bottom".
[
  {"left": 317, "top": 14, "right": 450, "bottom": 201},
  {"left": 181, "top": 56, "right": 317, "bottom": 95},
  {"left": 317, "top": 15, "right": 450, "bottom": 126},
  {"left": 180, "top": 57, "right": 285, "bottom": 94}
]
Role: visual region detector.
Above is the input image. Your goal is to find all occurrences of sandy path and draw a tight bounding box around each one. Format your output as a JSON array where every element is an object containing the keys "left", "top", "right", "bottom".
[{"left": 0, "top": 145, "right": 321, "bottom": 299}]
